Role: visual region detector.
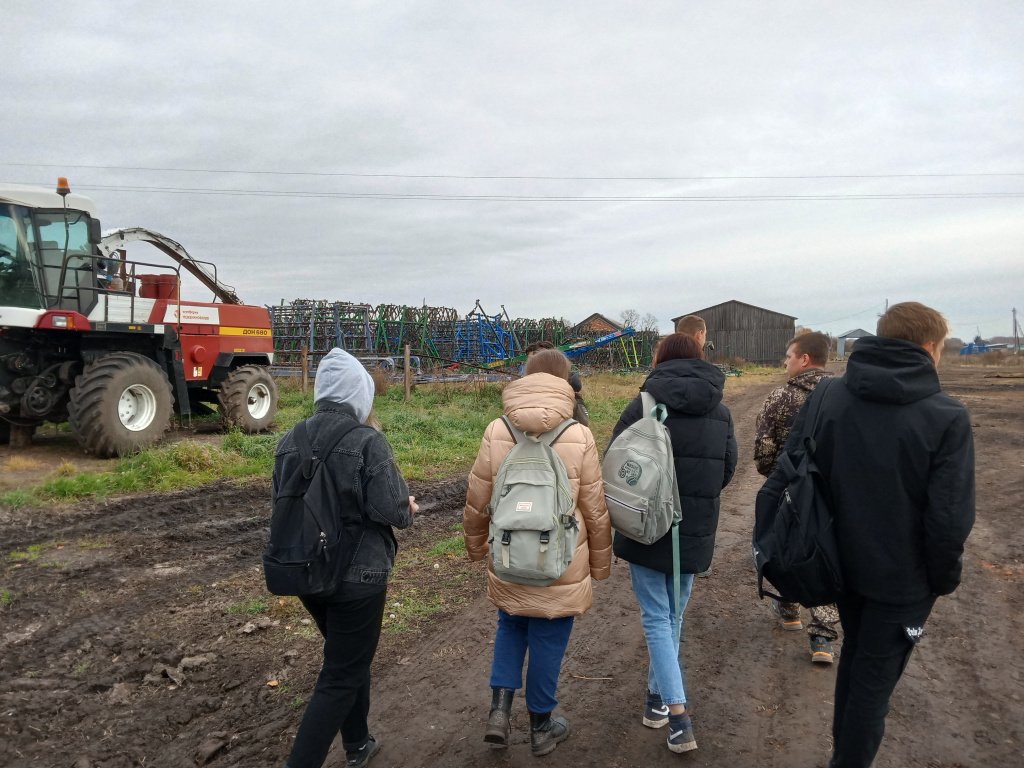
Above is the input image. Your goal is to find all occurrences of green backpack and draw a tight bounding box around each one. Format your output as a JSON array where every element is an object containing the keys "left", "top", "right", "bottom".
[{"left": 487, "top": 416, "right": 579, "bottom": 586}]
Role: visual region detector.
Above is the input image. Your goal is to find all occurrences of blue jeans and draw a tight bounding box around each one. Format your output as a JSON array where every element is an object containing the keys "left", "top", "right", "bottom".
[
  {"left": 629, "top": 563, "right": 695, "bottom": 707},
  {"left": 489, "top": 609, "right": 575, "bottom": 713}
]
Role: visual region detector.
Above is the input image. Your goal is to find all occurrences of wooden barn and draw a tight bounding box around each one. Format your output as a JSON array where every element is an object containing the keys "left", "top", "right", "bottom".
[
  {"left": 672, "top": 300, "right": 796, "bottom": 365},
  {"left": 574, "top": 313, "right": 622, "bottom": 336}
]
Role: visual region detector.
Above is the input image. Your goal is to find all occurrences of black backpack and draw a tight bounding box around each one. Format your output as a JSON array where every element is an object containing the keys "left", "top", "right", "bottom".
[
  {"left": 263, "top": 418, "right": 369, "bottom": 597},
  {"left": 753, "top": 378, "right": 845, "bottom": 607}
]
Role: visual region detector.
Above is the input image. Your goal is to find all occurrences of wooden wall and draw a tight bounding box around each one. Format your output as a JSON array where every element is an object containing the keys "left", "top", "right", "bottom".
[{"left": 694, "top": 301, "right": 795, "bottom": 365}]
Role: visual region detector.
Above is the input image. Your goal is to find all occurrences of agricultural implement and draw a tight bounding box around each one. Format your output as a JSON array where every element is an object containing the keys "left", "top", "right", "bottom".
[{"left": 0, "top": 179, "right": 278, "bottom": 456}]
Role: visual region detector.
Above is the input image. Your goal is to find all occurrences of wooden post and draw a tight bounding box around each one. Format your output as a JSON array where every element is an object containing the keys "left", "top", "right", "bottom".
[
  {"left": 404, "top": 344, "right": 412, "bottom": 402},
  {"left": 301, "top": 343, "right": 309, "bottom": 395}
]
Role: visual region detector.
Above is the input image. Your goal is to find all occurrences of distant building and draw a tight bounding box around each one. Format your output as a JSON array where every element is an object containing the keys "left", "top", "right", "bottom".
[
  {"left": 672, "top": 300, "right": 796, "bottom": 365},
  {"left": 574, "top": 313, "right": 622, "bottom": 336},
  {"left": 837, "top": 328, "right": 873, "bottom": 357}
]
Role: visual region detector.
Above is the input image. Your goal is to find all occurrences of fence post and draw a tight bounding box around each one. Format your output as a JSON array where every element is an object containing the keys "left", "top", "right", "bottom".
[
  {"left": 301, "top": 343, "right": 309, "bottom": 395},
  {"left": 404, "top": 344, "right": 412, "bottom": 402}
]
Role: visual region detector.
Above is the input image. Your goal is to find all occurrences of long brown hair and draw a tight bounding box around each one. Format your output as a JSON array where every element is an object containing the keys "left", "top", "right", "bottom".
[
  {"left": 524, "top": 348, "right": 571, "bottom": 379},
  {"left": 654, "top": 333, "right": 704, "bottom": 365}
]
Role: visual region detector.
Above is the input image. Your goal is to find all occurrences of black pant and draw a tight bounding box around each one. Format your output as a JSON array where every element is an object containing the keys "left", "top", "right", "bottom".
[
  {"left": 287, "top": 589, "right": 387, "bottom": 768},
  {"left": 829, "top": 593, "right": 935, "bottom": 768}
]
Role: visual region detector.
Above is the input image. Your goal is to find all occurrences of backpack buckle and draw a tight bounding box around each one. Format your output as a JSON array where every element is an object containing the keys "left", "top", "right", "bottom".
[{"left": 560, "top": 513, "right": 579, "bottom": 531}]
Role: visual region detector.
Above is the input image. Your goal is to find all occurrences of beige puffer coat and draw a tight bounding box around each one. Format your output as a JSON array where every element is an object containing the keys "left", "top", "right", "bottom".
[{"left": 463, "top": 373, "right": 612, "bottom": 619}]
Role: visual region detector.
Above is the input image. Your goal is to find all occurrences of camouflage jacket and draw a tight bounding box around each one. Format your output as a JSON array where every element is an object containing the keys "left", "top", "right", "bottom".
[{"left": 754, "top": 367, "right": 833, "bottom": 477}]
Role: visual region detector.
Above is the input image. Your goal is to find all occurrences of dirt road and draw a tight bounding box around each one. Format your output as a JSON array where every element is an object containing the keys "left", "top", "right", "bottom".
[{"left": 1, "top": 367, "right": 1021, "bottom": 767}]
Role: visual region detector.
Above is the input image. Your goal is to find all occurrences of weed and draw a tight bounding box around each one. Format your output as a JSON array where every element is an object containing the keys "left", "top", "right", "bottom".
[
  {"left": 1, "top": 490, "right": 32, "bottom": 509},
  {"left": 73, "top": 662, "right": 88, "bottom": 676},
  {"left": 382, "top": 589, "right": 446, "bottom": 634},
  {"left": 77, "top": 537, "right": 112, "bottom": 550},
  {"left": 5, "top": 456, "right": 43, "bottom": 472},
  {"left": 226, "top": 597, "right": 270, "bottom": 615},
  {"left": 0, "top": 588, "right": 16, "bottom": 608},
  {"left": 9, "top": 544, "right": 45, "bottom": 563},
  {"left": 428, "top": 536, "right": 465, "bottom": 557},
  {"left": 167, "top": 440, "right": 227, "bottom": 473},
  {"left": 57, "top": 459, "right": 77, "bottom": 477},
  {"left": 291, "top": 695, "right": 305, "bottom": 710}
]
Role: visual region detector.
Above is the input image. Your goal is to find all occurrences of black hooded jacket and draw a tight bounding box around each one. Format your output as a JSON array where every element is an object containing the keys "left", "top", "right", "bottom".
[
  {"left": 762, "top": 336, "right": 975, "bottom": 604},
  {"left": 609, "top": 358, "right": 738, "bottom": 574}
]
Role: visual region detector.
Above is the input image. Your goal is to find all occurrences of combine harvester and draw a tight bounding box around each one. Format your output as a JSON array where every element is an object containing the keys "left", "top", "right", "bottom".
[{"left": 0, "top": 179, "right": 278, "bottom": 455}]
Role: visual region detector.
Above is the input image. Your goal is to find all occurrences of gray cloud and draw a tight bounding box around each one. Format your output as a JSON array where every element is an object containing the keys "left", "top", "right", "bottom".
[{"left": 2, "top": 1, "right": 1022, "bottom": 341}]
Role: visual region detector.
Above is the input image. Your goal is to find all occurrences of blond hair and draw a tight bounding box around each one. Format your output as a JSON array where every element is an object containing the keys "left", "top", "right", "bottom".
[{"left": 675, "top": 315, "right": 706, "bottom": 336}]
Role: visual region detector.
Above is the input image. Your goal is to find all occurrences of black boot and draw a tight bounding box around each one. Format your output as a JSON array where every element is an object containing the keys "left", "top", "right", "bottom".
[
  {"left": 528, "top": 710, "right": 570, "bottom": 757},
  {"left": 484, "top": 687, "right": 515, "bottom": 746}
]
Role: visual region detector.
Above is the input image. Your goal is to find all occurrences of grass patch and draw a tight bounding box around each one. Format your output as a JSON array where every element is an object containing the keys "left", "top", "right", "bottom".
[
  {"left": 1, "top": 588, "right": 16, "bottom": 608},
  {"left": 9, "top": 544, "right": 46, "bottom": 563},
  {"left": 0, "top": 490, "right": 31, "bottom": 509},
  {"left": 4, "top": 456, "right": 43, "bottom": 471},
  {"left": 226, "top": 597, "right": 270, "bottom": 615},
  {"left": 428, "top": 536, "right": 465, "bottom": 558},
  {"left": 374, "top": 382, "right": 504, "bottom": 480},
  {"left": 382, "top": 589, "right": 447, "bottom": 634},
  {"left": 1, "top": 370, "right": 685, "bottom": 505}
]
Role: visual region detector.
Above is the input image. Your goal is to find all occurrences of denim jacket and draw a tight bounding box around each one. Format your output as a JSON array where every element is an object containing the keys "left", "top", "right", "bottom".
[{"left": 273, "top": 401, "right": 414, "bottom": 587}]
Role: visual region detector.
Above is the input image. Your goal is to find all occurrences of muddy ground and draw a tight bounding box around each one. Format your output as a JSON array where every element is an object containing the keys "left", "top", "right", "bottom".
[{"left": 1, "top": 366, "right": 1021, "bottom": 768}]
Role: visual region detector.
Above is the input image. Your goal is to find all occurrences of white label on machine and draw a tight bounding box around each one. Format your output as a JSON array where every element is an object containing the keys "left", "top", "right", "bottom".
[{"left": 164, "top": 305, "right": 220, "bottom": 325}]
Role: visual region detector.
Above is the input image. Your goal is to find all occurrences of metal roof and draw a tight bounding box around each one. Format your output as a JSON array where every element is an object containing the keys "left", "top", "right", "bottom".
[
  {"left": 837, "top": 328, "right": 873, "bottom": 339},
  {"left": 671, "top": 299, "right": 797, "bottom": 323},
  {"left": 0, "top": 184, "right": 98, "bottom": 216}
]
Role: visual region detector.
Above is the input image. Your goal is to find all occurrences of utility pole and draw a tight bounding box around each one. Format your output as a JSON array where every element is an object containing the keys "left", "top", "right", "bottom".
[{"left": 1014, "top": 308, "right": 1020, "bottom": 354}]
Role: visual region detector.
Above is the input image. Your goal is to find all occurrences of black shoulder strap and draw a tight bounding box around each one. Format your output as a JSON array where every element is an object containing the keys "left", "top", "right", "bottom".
[
  {"left": 803, "top": 377, "right": 837, "bottom": 456},
  {"left": 294, "top": 420, "right": 315, "bottom": 462},
  {"left": 296, "top": 418, "right": 367, "bottom": 464}
]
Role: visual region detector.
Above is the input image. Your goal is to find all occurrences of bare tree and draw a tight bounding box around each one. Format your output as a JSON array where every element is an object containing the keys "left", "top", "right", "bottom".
[
  {"left": 619, "top": 309, "right": 640, "bottom": 330},
  {"left": 640, "top": 313, "right": 659, "bottom": 333}
]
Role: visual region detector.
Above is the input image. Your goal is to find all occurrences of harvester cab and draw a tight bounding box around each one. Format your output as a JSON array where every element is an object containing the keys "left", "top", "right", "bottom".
[{"left": 0, "top": 179, "right": 278, "bottom": 455}]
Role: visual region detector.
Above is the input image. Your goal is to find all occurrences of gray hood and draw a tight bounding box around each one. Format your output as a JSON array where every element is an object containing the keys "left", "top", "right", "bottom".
[{"left": 313, "top": 348, "right": 375, "bottom": 422}]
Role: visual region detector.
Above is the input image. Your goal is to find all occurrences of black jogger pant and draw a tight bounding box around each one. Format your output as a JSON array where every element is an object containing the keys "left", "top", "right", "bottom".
[
  {"left": 286, "top": 588, "right": 387, "bottom": 768},
  {"left": 829, "top": 593, "right": 936, "bottom": 768}
]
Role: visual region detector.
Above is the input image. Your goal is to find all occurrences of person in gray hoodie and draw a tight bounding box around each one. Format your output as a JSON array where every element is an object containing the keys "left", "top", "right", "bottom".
[{"left": 277, "top": 349, "right": 417, "bottom": 768}]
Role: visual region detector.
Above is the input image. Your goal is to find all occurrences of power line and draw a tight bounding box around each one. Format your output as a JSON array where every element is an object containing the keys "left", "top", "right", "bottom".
[
  {"left": 800, "top": 304, "right": 885, "bottom": 327},
  {"left": 5, "top": 161, "right": 1024, "bottom": 182},
  {"left": 12, "top": 180, "right": 1024, "bottom": 203}
]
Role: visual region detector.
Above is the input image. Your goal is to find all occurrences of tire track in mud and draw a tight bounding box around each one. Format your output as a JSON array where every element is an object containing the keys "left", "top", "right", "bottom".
[{"left": 3, "top": 368, "right": 1021, "bottom": 767}]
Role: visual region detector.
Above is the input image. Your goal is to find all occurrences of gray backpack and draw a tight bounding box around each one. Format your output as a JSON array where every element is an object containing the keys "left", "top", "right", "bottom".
[
  {"left": 602, "top": 392, "right": 680, "bottom": 544},
  {"left": 487, "top": 416, "right": 580, "bottom": 586}
]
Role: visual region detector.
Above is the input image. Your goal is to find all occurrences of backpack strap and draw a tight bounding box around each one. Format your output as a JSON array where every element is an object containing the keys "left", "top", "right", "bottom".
[
  {"left": 542, "top": 418, "right": 577, "bottom": 447},
  {"left": 640, "top": 391, "right": 667, "bottom": 423},
  {"left": 500, "top": 416, "right": 521, "bottom": 444},
  {"left": 801, "top": 377, "right": 837, "bottom": 457},
  {"left": 502, "top": 416, "right": 577, "bottom": 446},
  {"left": 295, "top": 418, "right": 368, "bottom": 478}
]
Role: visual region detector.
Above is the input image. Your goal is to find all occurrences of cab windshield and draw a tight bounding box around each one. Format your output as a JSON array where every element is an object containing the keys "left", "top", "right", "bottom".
[
  {"left": 0, "top": 204, "right": 44, "bottom": 309},
  {"left": 33, "top": 209, "right": 95, "bottom": 302}
]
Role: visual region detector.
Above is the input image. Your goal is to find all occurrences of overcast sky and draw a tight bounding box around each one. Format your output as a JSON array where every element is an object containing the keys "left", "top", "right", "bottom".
[{"left": 2, "top": 1, "right": 1022, "bottom": 342}]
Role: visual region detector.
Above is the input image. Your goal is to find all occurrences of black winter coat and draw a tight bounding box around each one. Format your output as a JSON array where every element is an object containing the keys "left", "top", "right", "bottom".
[
  {"left": 273, "top": 401, "right": 414, "bottom": 589},
  {"left": 761, "top": 336, "right": 975, "bottom": 604},
  {"left": 609, "top": 358, "right": 738, "bottom": 574}
]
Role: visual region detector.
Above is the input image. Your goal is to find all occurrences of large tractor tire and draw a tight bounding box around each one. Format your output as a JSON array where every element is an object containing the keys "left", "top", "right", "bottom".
[
  {"left": 218, "top": 365, "right": 279, "bottom": 433},
  {"left": 68, "top": 353, "right": 174, "bottom": 458}
]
